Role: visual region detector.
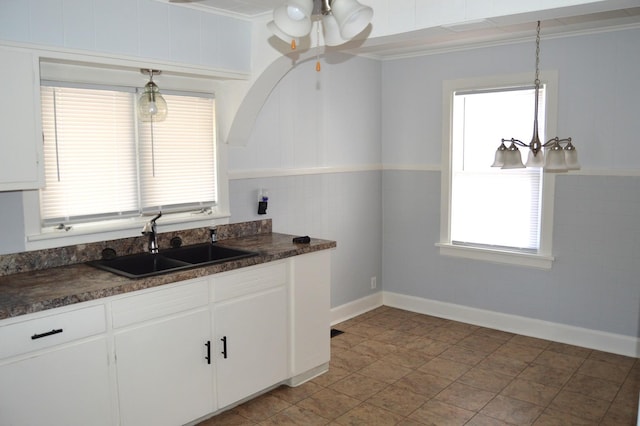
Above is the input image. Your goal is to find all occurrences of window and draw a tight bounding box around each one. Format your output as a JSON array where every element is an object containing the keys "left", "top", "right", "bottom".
[
  {"left": 439, "top": 73, "right": 558, "bottom": 269},
  {"left": 39, "top": 82, "right": 216, "bottom": 229}
]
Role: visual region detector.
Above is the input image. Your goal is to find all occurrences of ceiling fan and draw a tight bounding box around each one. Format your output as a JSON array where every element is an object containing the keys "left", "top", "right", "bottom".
[{"left": 169, "top": 0, "right": 205, "bottom": 3}]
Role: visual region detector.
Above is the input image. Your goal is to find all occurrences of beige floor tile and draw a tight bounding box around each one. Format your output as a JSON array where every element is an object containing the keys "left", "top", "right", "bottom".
[
  {"left": 358, "top": 359, "right": 413, "bottom": 384},
  {"left": 435, "top": 382, "right": 495, "bottom": 411},
  {"left": 346, "top": 323, "right": 390, "bottom": 339},
  {"left": 563, "top": 373, "right": 621, "bottom": 402},
  {"left": 418, "top": 357, "right": 471, "bottom": 381},
  {"left": 588, "top": 350, "right": 637, "bottom": 368},
  {"left": 198, "top": 411, "right": 257, "bottom": 425},
  {"left": 438, "top": 344, "right": 488, "bottom": 366},
  {"left": 457, "top": 334, "right": 505, "bottom": 354},
  {"left": 409, "top": 399, "right": 475, "bottom": 425},
  {"left": 295, "top": 388, "right": 361, "bottom": 420},
  {"left": 382, "top": 348, "right": 432, "bottom": 369},
  {"left": 578, "top": 358, "right": 632, "bottom": 385},
  {"left": 350, "top": 339, "right": 398, "bottom": 358},
  {"left": 480, "top": 394, "right": 545, "bottom": 425},
  {"left": 269, "top": 381, "right": 324, "bottom": 404},
  {"left": 394, "top": 370, "right": 452, "bottom": 398},
  {"left": 365, "top": 384, "right": 428, "bottom": 417},
  {"left": 546, "top": 342, "right": 592, "bottom": 359},
  {"left": 330, "top": 350, "right": 377, "bottom": 372},
  {"left": 533, "top": 349, "right": 586, "bottom": 372},
  {"left": 457, "top": 366, "right": 513, "bottom": 393},
  {"left": 334, "top": 402, "right": 405, "bottom": 425},
  {"left": 493, "top": 341, "right": 544, "bottom": 363},
  {"left": 477, "top": 353, "right": 529, "bottom": 377},
  {"left": 258, "top": 405, "right": 330, "bottom": 426},
  {"left": 518, "top": 363, "right": 574, "bottom": 387},
  {"left": 328, "top": 373, "right": 388, "bottom": 401},
  {"left": 500, "top": 378, "right": 560, "bottom": 407},
  {"left": 532, "top": 407, "right": 598, "bottom": 425},
  {"left": 471, "top": 327, "right": 515, "bottom": 343},
  {"left": 331, "top": 333, "right": 367, "bottom": 350},
  {"left": 509, "top": 335, "right": 551, "bottom": 349},
  {"left": 599, "top": 401, "right": 638, "bottom": 426},
  {"left": 465, "top": 413, "right": 513, "bottom": 426},
  {"left": 312, "top": 365, "right": 351, "bottom": 387},
  {"left": 404, "top": 336, "right": 451, "bottom": 356},
  {"left": 548, "top": 389, "right": 611, "bottom": 422},
  {"left": 231, "top": 394, "right": 291, "bottom": 422},
  {"left": 426, "top": 326, "right": 472, "bottom": 344}
]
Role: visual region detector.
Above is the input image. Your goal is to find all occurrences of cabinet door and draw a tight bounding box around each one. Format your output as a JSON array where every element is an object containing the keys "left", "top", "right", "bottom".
[
  {"left": 0, "top": 337, "right": 112, "bottom": 426},
  {"left": 0, "top": 47, "right": 43, "bottom": 190},
  {"left": 214, "top": 285, "right": 288, "bottom": 408},
  {"left": 115, "top": 308, "right": 214, "bottom": 426}
]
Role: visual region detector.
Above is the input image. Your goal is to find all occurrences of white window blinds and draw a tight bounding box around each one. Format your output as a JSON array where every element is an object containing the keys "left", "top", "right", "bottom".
[
  {"left": 40, "top": 83, "right": 216, "bottom": 227},
  {"left": 451, "top": 87, "right": 544, "bottom": 251}
]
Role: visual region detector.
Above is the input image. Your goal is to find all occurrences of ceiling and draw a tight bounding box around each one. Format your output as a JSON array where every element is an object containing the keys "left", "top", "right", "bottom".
[{"left": 167, "top": 1, "right": 640, "bottom": 58}]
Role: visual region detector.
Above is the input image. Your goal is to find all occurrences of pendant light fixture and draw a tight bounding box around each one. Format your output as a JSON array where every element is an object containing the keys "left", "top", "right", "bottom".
[
  {"left": 138, "top": 69, "right": 168, "bottom": 122},
  {"left": 492, "top": 21, "right": 579, "bottom": 172},
  {"left": 268, "top": 0, "right": 373, "bottom": 58}
]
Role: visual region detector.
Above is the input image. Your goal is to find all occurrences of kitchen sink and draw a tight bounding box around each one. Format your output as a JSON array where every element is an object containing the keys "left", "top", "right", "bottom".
[{"left": 88, "top": 244, "right": 258, "bottom": 279}]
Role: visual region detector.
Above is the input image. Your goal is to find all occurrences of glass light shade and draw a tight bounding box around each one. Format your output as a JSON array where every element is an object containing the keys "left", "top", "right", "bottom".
[
  {"left": 491, "top": 143, "right": 507, "bottom": 167},
  {"left": 273, "top": 0, "right": 313, "bottom": 37},
  {"left": 525, "top": 149, "right": 545, "bottom": 167},
  {"left": 544, "top": 144, "right": 568, "bottom": 172},
  {"left": 322, "top": 14, "right": 347, "bottom": 46},
  {"left": 267, "top": 20, "right": 300, "bottom": 46},
  {"left": 502, "top": 147, "right": 525, "bottom": 169},
  {"left": 563, "top": 142, "right": 580, "bottom": 170},
  {"left": 138, "top": 81, "right": 167, "bottom": 122},
  {"left": 331, "top": 0, "right": 373, "bottom": 40}
]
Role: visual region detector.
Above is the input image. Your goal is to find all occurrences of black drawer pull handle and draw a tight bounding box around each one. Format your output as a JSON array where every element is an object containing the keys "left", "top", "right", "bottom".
[
  {"left": 205, "top": 341, "right": 211, "bottom": 365},
  {"left": 31, "top": 328, "right": 63, "bottom": 340},
  {"left": 221, "top": 336, "right": 228, "bottom": 359}
]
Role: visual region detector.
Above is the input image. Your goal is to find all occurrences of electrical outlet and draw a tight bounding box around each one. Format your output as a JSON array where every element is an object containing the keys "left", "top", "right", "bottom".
[{"left": 370, "top": 276, "right": 377, "bottom": 289}]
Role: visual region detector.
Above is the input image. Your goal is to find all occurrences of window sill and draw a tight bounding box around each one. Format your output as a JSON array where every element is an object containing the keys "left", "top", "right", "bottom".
[
  {"left": 435, "top": 242, "right": 554, "bottom": 270},
  {"left": 25, "top": 209, "right": 230, "bottom": 251}
]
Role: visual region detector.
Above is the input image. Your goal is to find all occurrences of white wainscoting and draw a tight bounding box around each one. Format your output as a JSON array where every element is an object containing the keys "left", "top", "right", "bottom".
[{"left": 331, "top": 291, "right": 640, "bottom": 358}]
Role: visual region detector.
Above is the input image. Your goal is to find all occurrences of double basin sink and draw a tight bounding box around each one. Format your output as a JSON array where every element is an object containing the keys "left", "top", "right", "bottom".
[{"left": 88, "top": 243, "right": 258, "bottom": 279}]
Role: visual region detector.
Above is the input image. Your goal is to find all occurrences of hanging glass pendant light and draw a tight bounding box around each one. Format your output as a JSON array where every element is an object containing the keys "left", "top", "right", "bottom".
[
  {"left": 492, "top": 21, "right": 579, "bottom": 172},
  {"left": 138, "top": 69, "right": 168, "bottom": 122}
]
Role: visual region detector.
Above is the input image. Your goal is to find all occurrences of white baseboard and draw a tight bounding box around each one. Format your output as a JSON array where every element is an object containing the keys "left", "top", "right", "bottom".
[
  {"left": 330, "top": 292, "right": 383, "bottom": 326},
  {"left": 331, "top": 291, "right": 639, "bottom": 357}
]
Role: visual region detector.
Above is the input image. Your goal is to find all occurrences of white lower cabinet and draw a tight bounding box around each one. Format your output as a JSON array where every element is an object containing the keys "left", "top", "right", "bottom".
[
  {"left": 0, "top": 252, "right": 331, "bottom": 425},
  {"left": 214, "top": 286, "right": 288, "bottom": 408},
  {"left": 0, "top": 305, "right": 112, "bottom": 426},
  {"left": 112, "top": 279, "right": 215, "bottom": 426}
]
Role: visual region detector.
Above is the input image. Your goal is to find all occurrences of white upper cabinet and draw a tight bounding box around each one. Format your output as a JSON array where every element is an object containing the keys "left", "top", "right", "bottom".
[{"left": 0, "top": 46, "right": 43, "bottom": 191}]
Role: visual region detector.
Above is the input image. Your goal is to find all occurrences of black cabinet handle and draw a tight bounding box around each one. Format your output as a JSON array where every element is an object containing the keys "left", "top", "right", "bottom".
[
  {"left": 221, "top": 336, "right": 228, "bottom": 359},
  {"left": 31, "top": 328, "right": 63, "bottom": 340},
  {"left": 205, "top": 341, "right": 211, "bottom": 365}
]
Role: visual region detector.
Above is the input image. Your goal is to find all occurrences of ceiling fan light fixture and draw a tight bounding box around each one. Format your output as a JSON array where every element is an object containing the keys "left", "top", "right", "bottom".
[
  {"left": 330, "top": 0, "right": 373, "bottom": 40},
  {"left": 273, "top": 0, "right": 313, "bottom": 38}
]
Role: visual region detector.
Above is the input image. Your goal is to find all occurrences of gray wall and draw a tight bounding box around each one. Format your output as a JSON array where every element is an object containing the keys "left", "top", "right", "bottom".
[
  {"left": 228, "top": 55, "right": 383, "bottom": 308},
  {"left": 381, "top": 28, "right": 640, "bottom": 338}
]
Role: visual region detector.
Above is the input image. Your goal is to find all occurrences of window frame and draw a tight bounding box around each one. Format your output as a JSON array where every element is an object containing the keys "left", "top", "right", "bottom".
[
  {"left": 23, "top": 57, "right": 231, "bottom": 251},
  {"left": 437, "top": 71, "right": 559, "bottom": 269}
]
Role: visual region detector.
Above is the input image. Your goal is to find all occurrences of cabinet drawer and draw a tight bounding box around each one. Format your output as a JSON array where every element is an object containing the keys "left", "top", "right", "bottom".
[
  {"left": 212, "top": 261, "right": 287, "bottom": 302},
  {"left": 0, "top": 305, "right": 106, "bottom": 359},
  {"left": 112, "top": 279, "right": 208, "bottom": 329}
]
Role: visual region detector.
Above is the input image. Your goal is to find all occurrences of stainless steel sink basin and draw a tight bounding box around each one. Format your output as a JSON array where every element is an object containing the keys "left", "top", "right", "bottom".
[{"left": 88, "top": 244, "right": 258, "bottom": 278}]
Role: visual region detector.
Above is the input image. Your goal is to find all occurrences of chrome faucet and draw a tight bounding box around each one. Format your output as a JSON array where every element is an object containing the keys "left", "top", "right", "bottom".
[{"left": 142, "top": 212, "right": 162, "bottom": 254}]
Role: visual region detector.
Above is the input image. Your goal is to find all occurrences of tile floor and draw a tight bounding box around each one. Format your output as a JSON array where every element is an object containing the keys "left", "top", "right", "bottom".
[{"left": 198, "top": 306, "right": 639, "bottom": 425}]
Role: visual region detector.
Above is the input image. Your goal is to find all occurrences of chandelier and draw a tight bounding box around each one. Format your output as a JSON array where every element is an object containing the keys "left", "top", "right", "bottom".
[
  {"left": 268, "top": 0, "right": 373, "bottom": 51},
  {"left": 492, "top": 21, "right": 579, "bottom": 172}
]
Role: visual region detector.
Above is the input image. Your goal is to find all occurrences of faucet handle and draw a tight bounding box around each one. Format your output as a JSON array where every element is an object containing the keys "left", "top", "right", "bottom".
[{"left": 210, "top": 227, "right": 218, "bottom": 243}]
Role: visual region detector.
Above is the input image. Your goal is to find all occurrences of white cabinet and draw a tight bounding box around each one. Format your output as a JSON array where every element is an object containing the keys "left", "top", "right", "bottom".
[
  {"left": 212, "top": 262, "right": 288, "bottom": 408},
  {"left": 0, "top": 305, "right": 112, "bottom": 426},
  {"left": 0, "top": 46, "right": 43, "bottom": 191},
  {"left": 112, "top": 279, "right": 215, "bottom": 426},
  {"left": 289, "top": 250, "right": 331, "bottom": 383}
]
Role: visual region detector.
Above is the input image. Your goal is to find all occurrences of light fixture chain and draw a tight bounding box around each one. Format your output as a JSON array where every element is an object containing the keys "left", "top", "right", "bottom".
[{"left": 535, "top": 21, "right": 540, "bottom": 86}]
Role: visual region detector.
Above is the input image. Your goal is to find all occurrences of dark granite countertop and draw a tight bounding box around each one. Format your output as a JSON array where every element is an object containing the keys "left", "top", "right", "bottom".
[{"left": 0, "top": 233, "right": 335, "bottom": 320}]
